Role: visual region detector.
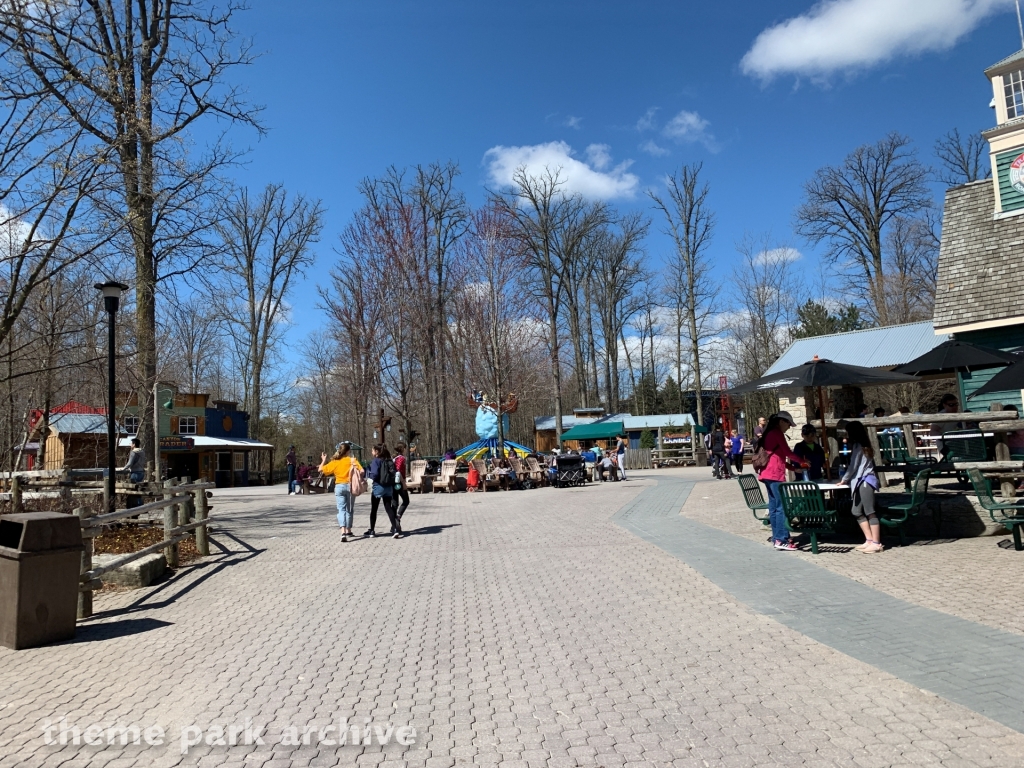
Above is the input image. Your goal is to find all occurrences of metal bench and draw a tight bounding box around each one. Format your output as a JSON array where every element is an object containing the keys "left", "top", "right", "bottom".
[
  {"left": 967, "top": 468, "right": 1024, "bottom": 551},
  {"left": 736, "top": 474, "right": 770, "bottom": 527},
  {"left": 779, "top": 482, "right": 838, "bottom": 554},
  {"left": 878, "top": 467, "right": 938, "bottom": 546}
]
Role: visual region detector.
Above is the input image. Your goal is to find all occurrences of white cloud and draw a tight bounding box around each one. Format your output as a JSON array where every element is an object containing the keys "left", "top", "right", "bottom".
[
  {"left": 636, "top": 107, "right": 659, "bottom": 132},
  {"left": 741, "top": 0, "right": 1012, "bottom": 80},
  {"left": 752, "top": 247, "right": 802, "bottom": 266},
  {"left": 663, "top": 110, "right": 710, "bottom": 140},
  {"left": 585, "top": 143, "right": 612, "bottom": 170},
  {"left": 639, "top": 139, "right": 670, "bottom": 157},
  {"left": 565, "top": 115, "right": 583, "bottom": 129},
  {"left": 483, "top": 141, "right": 639, "bottom": 200}
]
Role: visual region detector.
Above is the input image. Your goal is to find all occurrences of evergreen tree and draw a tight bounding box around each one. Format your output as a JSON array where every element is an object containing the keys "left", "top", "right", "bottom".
[{"left": 792, "top": 300, "right": 866, "bottom": 339}]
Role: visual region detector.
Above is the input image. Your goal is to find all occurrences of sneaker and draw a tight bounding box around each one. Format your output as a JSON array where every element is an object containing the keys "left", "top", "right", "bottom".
[
  {"left": 774, "top": 539, "right": 799, "bottom": 551},
  {"left": 341, "top": 534, "right": 348, "bottom": 543},
  {"left": 364, "top": 530, "right": 375, "bottom": 538},
  {"left": 392, "top": 532, "right": 402, "bottom": 539}
]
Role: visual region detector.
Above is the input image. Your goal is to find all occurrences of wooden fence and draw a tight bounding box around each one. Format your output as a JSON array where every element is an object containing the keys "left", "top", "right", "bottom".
[{"left": 75, "top": 478, "right": 214, "bottom": 619}]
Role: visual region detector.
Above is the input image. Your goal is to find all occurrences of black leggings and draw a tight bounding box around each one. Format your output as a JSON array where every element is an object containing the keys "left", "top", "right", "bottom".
[
  {"left": 394, "top": 488, "right": 410, "bottom": 519},
  {"left": 370, "top": 493, "right": 398, "bottom": 533}
]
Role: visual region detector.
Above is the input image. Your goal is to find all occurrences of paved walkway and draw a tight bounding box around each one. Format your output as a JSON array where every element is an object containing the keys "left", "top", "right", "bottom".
[{"left": 2, "top": 471, "right": 1024, "bottom": 767}]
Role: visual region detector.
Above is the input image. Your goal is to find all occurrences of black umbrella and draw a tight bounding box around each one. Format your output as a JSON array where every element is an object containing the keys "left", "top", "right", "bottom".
[
  {"left": 893, "top": 339, "right": 1016, "bottom": 376},
  {"left": 969, "top": 358, "right": 1024, "bottom": 398},
  {"left": 729, "top": 357, "right": 920, "bottom": 394},
  {"left": 730, "top": 357, "right": 919, "bottom": 479}
]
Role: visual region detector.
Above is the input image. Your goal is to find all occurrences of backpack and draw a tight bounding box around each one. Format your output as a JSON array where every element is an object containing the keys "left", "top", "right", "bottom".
[
  {"left": 379, "top": 458, "right": 396, "bottom": 488},
  {"left": 751, "top": 436, "right": 770, "bottom": 473},
  {"left": 349, "top": 463, "right": 366, "bottom": 497}
]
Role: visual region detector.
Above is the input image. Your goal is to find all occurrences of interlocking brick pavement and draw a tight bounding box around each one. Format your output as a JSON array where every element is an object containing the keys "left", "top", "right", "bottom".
[
  {"left": 1, "top": 473, "right": 1023, "bottom": 767},
  {"left": 680, "top": 466, "right": 1024, "bottom": 638}
]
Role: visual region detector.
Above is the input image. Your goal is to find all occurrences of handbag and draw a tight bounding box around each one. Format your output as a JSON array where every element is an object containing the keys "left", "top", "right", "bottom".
[
  {"left": 751, "top": 438, "right": 770, "bottom": 472},
  {"left": 349, "top": 463, "right": 366, "bottom": 497}
]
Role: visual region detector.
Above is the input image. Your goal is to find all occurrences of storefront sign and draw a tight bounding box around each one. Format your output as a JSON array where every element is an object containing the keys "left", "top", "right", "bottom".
[{"left": 160, "top": 436, "right": 195, "bottom": 451}]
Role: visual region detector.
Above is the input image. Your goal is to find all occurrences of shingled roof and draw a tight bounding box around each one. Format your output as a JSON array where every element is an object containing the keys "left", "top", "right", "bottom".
[{"left": 933, "top": 179, "right": 1024, "bottom": 332}]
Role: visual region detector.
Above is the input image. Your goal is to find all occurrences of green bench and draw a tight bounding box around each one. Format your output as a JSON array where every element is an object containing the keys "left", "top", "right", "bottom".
[
  {"left": 967, "top": 468, "right": 1024, "bottom": 551},
  {"left": 736, "top": 474, "right": 770, "bottom": 527},
  {"left": 779, "top": 482, "right": 838, "bottom": 554},
  {"left": 878, "top": 467, "right": 939, "bottom": 546}
]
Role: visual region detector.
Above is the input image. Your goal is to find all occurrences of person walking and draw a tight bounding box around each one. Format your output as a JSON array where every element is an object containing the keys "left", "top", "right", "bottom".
[
  {"left": 757, "top": 411, "right": 810, "bottom": 552},
  {"left": 837, "top": 421, "right": 883, "bottom": 553},
  {"left": 318, "top": 442, "right": 362, "bottom": 542},
  {"left": 711, "top": 427, "right": 731, "bottom": 479},
  {"left": 286, "top": 445, "right": 297, "bottom": 495},
  {"left": 393, "top": 443, "right": 410, "bottom": 526},
  {"left": 121, "top": 438, "right": 147, "bottom": 508},
  {"left": 729, "top": 429, "right": 745, "bottom": 473},
  {"left": 366, "top": 444, "right": 401, "bottom": 538},
  {"left": 615, "top": 435, "right": 628, "bottom": 480}
]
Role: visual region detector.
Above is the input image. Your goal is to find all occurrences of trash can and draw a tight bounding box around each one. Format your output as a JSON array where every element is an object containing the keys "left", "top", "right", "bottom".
[{"left": 0, "top": 512, "right": 83, "bottom": 650}]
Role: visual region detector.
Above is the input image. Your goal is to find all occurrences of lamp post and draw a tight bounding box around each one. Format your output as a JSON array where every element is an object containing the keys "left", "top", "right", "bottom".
[
  {"left": 152, "top": 384, "right": 175, "bottom": 482},
  {"left": 95, "top": 280, "right": 128, "bottom": 513}
]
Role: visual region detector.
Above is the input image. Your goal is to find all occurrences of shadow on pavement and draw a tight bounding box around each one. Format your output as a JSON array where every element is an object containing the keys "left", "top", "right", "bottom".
[
  {"left": 406, "top": 523, "right": 461, "bottom": 536},
  {"left": 66, "top": 617, "right": 173, "bottom": 643}
]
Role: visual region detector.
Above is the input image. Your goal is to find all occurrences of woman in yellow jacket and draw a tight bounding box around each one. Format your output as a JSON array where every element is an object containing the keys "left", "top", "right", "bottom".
[{"left": 319, "top": 442, "right": 363, "bottom": 542}]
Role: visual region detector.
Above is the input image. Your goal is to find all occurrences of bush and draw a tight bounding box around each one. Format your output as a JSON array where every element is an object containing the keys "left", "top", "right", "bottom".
[{"left": 639, "top": 429, "right": 656, "bottom": 449}]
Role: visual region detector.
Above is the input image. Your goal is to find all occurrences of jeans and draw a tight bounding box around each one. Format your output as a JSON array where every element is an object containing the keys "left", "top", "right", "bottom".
[
  {"left": 287, "top": 464, "right": 296, "bottom": 494},
  {"left": 127, "top": 471, "right": 145, "bottom": 509},
  {"left": 335, "top": 483, "right": 353, "bottom": 528},
  {"left": 763, "top": 479, "right": 788, "bottom": 542}
]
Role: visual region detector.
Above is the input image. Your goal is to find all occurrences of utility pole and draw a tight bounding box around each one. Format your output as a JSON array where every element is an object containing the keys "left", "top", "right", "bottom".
[{"left": 373, "top": 408, "right": 392, "bottom": 447}]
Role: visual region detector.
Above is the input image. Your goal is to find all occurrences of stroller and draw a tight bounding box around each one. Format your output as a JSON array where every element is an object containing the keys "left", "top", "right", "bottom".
[{"left": 554, "top": 454, "right": 587, "bottom": 487}]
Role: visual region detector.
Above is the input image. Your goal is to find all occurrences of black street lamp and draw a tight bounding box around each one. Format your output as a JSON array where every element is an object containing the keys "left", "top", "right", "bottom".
[{"left": 95, "top": 280, "right": 128, "bottom": 513}]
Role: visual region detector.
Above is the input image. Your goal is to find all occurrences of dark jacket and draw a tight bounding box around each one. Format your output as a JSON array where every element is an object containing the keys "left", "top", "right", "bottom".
[
  {"left": 368, "top": 457, "right": 393, "bottom": 497},
  {"left": 793, "top": 441, "right": 826, "bottom": 480}
]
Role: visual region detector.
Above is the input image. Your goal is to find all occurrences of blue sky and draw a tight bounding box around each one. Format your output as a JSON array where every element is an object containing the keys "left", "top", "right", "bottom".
[{"left": 209, "top": 0, "right": 1021, "bottom": 359}]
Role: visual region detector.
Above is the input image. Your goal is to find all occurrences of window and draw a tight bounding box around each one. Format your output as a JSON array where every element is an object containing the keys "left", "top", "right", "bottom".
[
  {"left": 1006, "top": 70, "right": 1024, "bottom": 119},
  {"left": 122, "top": 415, "right": 140, "bottom": 434},
  {"left": 233, "top": 452, "right": 245, "bottom": 471},
  {"left": 178, "top": 415, "right": 197, "bottom": 435}
]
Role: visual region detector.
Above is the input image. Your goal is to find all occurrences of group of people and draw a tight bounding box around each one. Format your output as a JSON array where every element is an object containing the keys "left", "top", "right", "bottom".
[
  {"left": 708, "top": 428, "right": 747, "bottom": 479},
  {"left": 315, "top": 441, "right": 412, "bottom": 542},
  {"left": 753, "top": 411, "right": 884, "bottom": 554}
]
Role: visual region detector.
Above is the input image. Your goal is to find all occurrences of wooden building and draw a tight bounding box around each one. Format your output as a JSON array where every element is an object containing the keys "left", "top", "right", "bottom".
[
  {"left": 931, "top": 48, "right": 1024, "bottom": 409},
  {"left": 117, "top": 387, "right": 274, "bottom": 487},
  {"left": 30, "top": 412, "right": 126, "bottom": 471}
]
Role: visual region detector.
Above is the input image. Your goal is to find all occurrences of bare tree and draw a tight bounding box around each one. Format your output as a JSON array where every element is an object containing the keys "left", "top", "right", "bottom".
[
  {"left": 795, "top": 133, "right": 931, "bottom": 326},
  {"left": 492, "top": 167, "right": 608, "bottom": 445},
  {"left": 161, "top": 297, "right": 223, "bottom": 393},
  {"left": 935, "top": 128, "right": 990, "bottom": 187},
  {"left": 0, "top": 0, "right": 260, "bottom": 462},
  {"left": 215, "top": 184, "right": 324, "bottom": 451},
  {"left": 593, "top": 217, "right": 647, "bottom": 413},
  {"left": 649, "top": 163, "right": 717, "bottom": 427},
  {"left": 882, "top": 213, "right": 939, "bottom": 324}
]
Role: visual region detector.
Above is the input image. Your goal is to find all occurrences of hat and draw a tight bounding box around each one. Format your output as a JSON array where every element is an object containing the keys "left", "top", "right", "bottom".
[{"left": 777, "top": 411, "right": 796, "bottom": 426}]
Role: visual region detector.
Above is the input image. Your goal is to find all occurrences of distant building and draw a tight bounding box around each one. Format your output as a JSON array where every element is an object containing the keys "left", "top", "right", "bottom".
[
  {"left": 28, "top": 406, "right": 127, "bottom": 471},
  {"left": 116, "top": 386, "right": 274, "bottom": 486}
]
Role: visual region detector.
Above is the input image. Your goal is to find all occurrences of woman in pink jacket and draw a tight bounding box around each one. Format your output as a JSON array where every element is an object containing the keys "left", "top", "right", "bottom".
[{"left": 758, "top": 411, "right": 810, "bottom": 551}]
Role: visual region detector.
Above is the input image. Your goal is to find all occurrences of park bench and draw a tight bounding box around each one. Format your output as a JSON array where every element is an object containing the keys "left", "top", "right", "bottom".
[
  {"left": 301, "top": 472, "right": 331, "bottom": 494},
  {"left": 736, "top": 474, "right": 770, "bottom": 528},
  {"left": 878, "top": 467, "right": 938, "bottom": 546},
  {"left": 966, "top": 468, "right": 1024, "bottom": 551},
  {"left": 508, "top": 456, "right": 532, "bottom": 489},
  {"left": 779, "top": 482, "right": 838, "bottom": 554}
]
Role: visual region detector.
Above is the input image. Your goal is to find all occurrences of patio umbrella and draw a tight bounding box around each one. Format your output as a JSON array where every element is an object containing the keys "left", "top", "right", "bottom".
[
  {"left": 893, "top": 339, "right": 1016, "bottom": 376},
  {"left": 729, "top": 357, "right": 920, "bottom": 479},
  {"left": 968, "top": 358, "right": 1024, "bottom": 398},
  {"left": 729, "top": 357, "right": 920, "bottom": 394}
]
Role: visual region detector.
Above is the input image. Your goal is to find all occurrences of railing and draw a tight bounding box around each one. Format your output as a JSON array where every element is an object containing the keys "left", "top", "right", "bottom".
[{"left": 75, "top": 477, "right": 214, "bottom": 619}]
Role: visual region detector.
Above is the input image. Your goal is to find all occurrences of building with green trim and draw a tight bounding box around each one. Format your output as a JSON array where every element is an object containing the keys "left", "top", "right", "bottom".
[{"left": 931, "top": 49, "right": 1024, "bottom": 410}]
